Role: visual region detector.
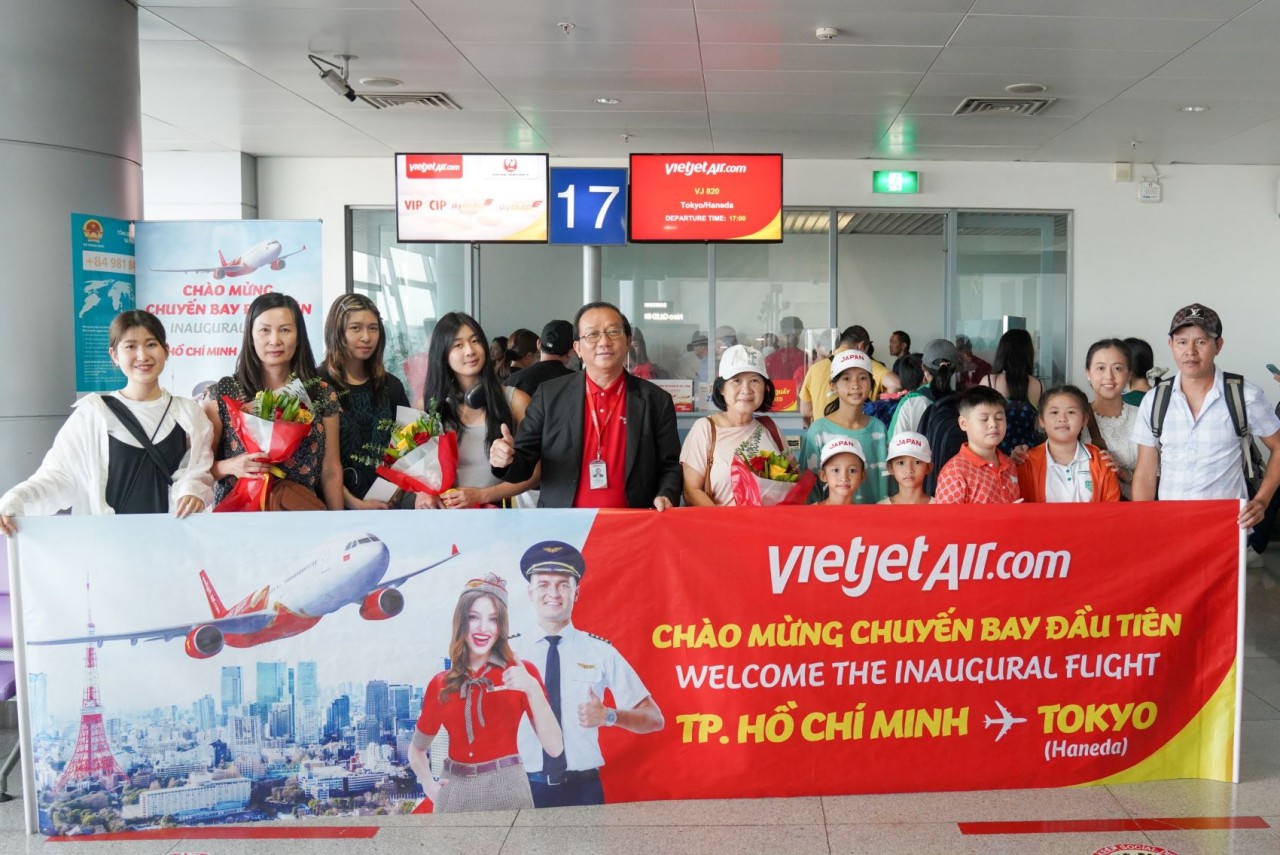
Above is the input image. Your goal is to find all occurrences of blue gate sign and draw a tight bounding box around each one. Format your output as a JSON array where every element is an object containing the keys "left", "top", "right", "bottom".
[{"left": 549, "top": 168, "right": 628, "bottom": 246}]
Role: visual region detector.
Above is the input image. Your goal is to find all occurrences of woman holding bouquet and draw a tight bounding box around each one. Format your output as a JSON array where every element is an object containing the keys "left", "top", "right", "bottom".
[
  {"left": 414, "top": 312, "right": 536, "bottom": 509},
  {"left": 0, "top": 310, "right": 214, "bottom": 535},
  {"left": 679, "top": 345, "right": 785, "bottom": 506},
  {"left": 407, "top": 574, "right": 563, "bottom": 812},
  {"left": 318, "top": 294, "right": 409, "bottom": 509},
  {"left": 202, "top": 293, "right": 344, "bottom": 510}
]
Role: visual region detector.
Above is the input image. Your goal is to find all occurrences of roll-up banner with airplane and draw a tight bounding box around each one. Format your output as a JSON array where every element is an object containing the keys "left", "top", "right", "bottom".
[
  {"left": 10, "top": 502, "right": 1241, "bottom": 837},
  {"left": 135, "top": 220, "right": 323, "bottom": 398}
]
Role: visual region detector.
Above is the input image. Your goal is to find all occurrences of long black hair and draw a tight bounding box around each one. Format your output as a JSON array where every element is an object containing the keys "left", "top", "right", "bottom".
[
  {"left": 423, "top": 312, "right": 513, "bottom": 450},
  {"left": 323, "top": 293, "right": 388, "bottom": 396},
  {"left": 992, "top": 328, "right": 1036, "bottom": 404},
  {"left": 235, "top": 293, "right": 318, "bottom": 395}
]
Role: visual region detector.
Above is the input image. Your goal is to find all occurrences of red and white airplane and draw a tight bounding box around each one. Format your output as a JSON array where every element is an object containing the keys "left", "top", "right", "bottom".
[
  {"left": 150, "top": 240, "right": 306, "bottom": 279},
  {"left": 30, "top": 535, "right": 458, "bottom": 659}
]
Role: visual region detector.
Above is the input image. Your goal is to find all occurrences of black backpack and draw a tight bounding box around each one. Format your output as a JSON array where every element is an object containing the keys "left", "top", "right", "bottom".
[
  {"left": 918, "top": 392, "right": 965, "bottom": 496},
  {"left": 1149, "top": 372, "right": 1265, "bottom": 497}
]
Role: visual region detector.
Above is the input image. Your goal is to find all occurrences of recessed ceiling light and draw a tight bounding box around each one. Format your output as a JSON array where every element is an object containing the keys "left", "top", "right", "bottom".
[
  {"left": 1180, "top": 105, "right": 1209, "bottom": 113},
  {"left": 594, "top": 97, "right": 620, "bottom": 105},
  {"left": 1005, "top": 83, "right": 1047, "bottom": 94},
  {"left": 359, "top": 77, "right": 402, "bottom": 88}
]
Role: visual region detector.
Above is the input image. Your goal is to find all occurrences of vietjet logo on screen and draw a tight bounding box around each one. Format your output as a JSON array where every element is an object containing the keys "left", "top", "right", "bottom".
[
  {"left": 663, "top": 159, "right": 748, "bottom": 177},
  {"left": 405, "top": 155, "right": 464, "bottom": 178}
]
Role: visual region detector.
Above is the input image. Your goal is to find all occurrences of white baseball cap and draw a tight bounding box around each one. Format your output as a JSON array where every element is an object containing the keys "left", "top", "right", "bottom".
[
  {"left": 718, "top": 344, "right": 769, "bottom": 380},
  {"left": 886, "top": 431, "right": 932, "bottom": 463},
  {"left": 830, "top": 348, "right": 873, "bottom": 381},
  {"left": 820, "top": 437, "right": 866, "bottom": 467}
]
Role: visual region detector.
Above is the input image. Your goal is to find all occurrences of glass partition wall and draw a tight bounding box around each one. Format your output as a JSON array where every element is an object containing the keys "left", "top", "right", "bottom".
[{"left": 347, "top": 207, "right": 1072, "bottom": 405}]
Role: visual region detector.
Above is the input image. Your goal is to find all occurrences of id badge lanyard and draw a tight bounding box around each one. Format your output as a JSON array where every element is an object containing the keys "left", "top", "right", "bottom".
[{"left": 587, "top": 382, "right": 623, "bottom": 489}]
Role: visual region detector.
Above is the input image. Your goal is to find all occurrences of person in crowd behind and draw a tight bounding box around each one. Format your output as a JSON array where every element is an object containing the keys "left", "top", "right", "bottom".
[
  {"left": 318, "top": 294, "right": 409, "bottom": 510},
  {"left": 507, "top": 320, "right": 575, "bottom": 397},
  {"left": 798, "top": 325, "right": 901, "bottom": 427},
  {"left": 415, "top": 312, "right": 536, "bottom": 510},
  {"left": 765, "top": 316, "right": 806, "bottom": 382},
  {"left": 1081, "top": 338, "right": 1139, "bottom": 498},
  {"left": 626, "top": 328, "right": 664, "bottom": 380},
  {"left": 0, "top": 310, "right": 214, "bottom": 535},
  {"left": 203, "top": 293, "right": 343, "bottom": 510},
  {"left": 489, "top": 301, "right": 682, "bottom": 510},
  {"left": 933, "top": 386, "right": 1021, "bottom": 505},
  {"left": 955, "top": 334, "right": 992, "bottom": 390},
  {"left": 677, "top": 330, "right": 711, "bottom": 384},
  {"left": 1133, "top": 303, "right": 1280, "bottom": 564},
  {"left": 894, "top": 353, "right": 924, "bottom": 397},
  {"left": 408, "top": 574, "right": 563, "bottom": 813},
  {"left": 800, "top": 349, "right": 889, "bottom": 504},
  {"left": 497, "top": 329, "right": 539, "bottom": 383},
  {"left": 815, "top": 437, "right": 865, "bottom": 507},
  {"left": 980, "top": 328, "right": 1043, "bottom": 456},
  {"left": 890, "top": 339, "right": 958, "bottom": 440},
  {"left": 713, "top": 325, "right": 739, "bottom": 362},
  {"left": 889, "top": 329, "right": 912, "bottom": 376},
  {"left": 880, "top": 432, "right": 933, "bottom": 505},
  {"left": 1017, "top": 385, "right": 1120, "bottom": 503},
  {"left": 680, "top": 345, "right": 784, "bottom": 506},
  {"left": 489, "top": 336, "right": 509, "bottom": 375},
  {"left": 1122, "top": 337, "right": 1160, "bottom": 406}
]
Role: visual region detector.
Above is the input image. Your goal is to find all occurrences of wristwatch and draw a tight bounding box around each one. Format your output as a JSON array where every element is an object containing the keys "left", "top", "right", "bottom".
[{"left": 604, "top": 708, "right": 618, "bottom": 727}]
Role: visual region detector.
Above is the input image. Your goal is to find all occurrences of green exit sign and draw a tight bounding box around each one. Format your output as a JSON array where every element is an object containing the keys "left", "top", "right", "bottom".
[{"left": 872, "top": 170, "right": 921, "bottom": 194}]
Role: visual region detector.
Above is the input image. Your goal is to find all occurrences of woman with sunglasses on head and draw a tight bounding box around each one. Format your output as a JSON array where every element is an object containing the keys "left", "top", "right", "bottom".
[
  {"left": 415, "top": 312, "right": 537, "bottom": 509},
  {"left": 318, "top": 294, "right": 409, "bottom": 510},
  {"left": 202, "top": 293, "right": 343, "bottom": 510},
  {"left": 0, "top": 310, "right": 214, "bottom": 536}
]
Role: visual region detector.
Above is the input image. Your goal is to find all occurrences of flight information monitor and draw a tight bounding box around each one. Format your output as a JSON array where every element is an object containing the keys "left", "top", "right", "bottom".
[
  {"left": 395, "top": 153, "right": 549, "bottom": 243},
  {"left": 628, "top": 154, "right": 783, "bottom": 243}
]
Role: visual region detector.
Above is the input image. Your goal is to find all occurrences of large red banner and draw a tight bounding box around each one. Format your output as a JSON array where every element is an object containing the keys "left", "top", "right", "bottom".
[
  {"left": 578, "top": 501, "right": 1242, "bottom": 800},
  {"left": 628, "top": 154, "right": 782, "bottom": 242}
]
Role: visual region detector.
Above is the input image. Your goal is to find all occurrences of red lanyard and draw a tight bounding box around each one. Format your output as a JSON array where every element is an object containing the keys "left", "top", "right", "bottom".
[{"left": 587, "top": 380, "right": 624, "bottom": 461}]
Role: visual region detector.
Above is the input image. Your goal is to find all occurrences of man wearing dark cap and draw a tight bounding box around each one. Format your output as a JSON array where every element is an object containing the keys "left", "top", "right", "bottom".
[
  {"left": 515, "top": 541, "right": 663, "bottom": 808},
  {"left": 1133, "top": 303, "right": 1280, "bottom": 550},
  {"left": 506, "top": 319, "right": 575, "bottom": 397}
]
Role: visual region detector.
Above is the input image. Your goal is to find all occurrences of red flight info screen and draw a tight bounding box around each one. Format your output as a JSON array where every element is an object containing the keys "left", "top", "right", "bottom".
[{"left": 628, "top": 154, "right": 783, "bottom": 242}]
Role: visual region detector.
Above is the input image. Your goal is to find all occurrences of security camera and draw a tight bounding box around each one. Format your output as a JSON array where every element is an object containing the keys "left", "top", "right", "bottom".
[
  {"left": 309, "top": 54, "right": 358, "bottom": 103},
  {"left": 319, "top": 68, "right": 357, "bottom": 102}
]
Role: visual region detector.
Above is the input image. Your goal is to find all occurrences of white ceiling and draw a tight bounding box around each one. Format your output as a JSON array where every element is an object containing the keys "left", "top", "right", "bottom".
[{"left": 139, "top": 0, "right": 1280, "bottom": 163}]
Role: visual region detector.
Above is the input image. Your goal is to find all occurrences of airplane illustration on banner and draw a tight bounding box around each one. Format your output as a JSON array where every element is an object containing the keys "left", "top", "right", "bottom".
[
  {"left": 30, "top": 535, "right": 458, "bottom": 659},
  {"left": 149, "top": 240, "right": 306, "bottom": 279},
  {"left": 983, "top": 700, "right": 1028, "bottom": 742}
]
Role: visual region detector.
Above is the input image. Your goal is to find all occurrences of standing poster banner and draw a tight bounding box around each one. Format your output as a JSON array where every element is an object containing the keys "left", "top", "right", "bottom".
[
  {"left": 135, "top": 221, "right": 322, "bottom": 397},
  {"left": 70, "top": 214, "right": 136, "bottom": 392},
  {"left": 11, "top": 503, "right": 1242, "bottom": 837}
]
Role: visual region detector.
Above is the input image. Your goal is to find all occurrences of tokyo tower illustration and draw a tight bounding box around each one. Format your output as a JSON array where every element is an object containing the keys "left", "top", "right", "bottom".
[{"left": 55, "top": 579, "right": 127, "bottom": 792}]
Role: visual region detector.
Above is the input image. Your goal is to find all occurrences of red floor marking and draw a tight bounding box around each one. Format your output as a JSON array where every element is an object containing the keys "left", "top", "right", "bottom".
[
  {"left": 959, "top": 817, "right": 1271, "bottom": 835},
  {"left": 45, "top": 827, "right": 379, "bottom": 842}
]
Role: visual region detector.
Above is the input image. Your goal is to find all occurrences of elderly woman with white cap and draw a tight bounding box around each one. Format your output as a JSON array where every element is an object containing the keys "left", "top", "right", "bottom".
[
  {"left": 409, "top": 573, "right": 563, "bottom": 812},
  {"left": 679, "top": 344, "right": 786, "bottom": 506},
  {"left": 799, "top": 349, "right": 889, "bottom": 504}
]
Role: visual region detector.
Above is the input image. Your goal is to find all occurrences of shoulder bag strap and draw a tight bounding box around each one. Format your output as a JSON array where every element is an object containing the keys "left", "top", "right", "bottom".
[
  {"left": 1085, "top": 405, "right": 1108, "bottom": 453},
  {"left": 101, "top": 395, "right": 176, "bottom": 485},
  {"left": 702, "top": 417, "right": 717, "bottom": 497},
  {"left": 756, "top": 415, "right": 786, "bottom": 453}
]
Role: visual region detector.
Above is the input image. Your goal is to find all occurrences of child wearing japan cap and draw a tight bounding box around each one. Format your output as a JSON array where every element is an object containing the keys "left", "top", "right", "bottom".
[
  {"left": 879, "top": 431, "right": 934, "bottom": 505},
  {"left": 815, "top": 437, "right": 866, "bottom": 506}
]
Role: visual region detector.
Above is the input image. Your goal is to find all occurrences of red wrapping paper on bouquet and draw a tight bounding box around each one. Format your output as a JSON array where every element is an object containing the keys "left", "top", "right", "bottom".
[
  {"left": 214, "top": 396, "right": 314, "bottom": 512},
  {"left": 374, "top": 431, "right": 459, "bottom": 496},
  {"left": 729, "top": 457, "right": 815, "bottom": 506}
]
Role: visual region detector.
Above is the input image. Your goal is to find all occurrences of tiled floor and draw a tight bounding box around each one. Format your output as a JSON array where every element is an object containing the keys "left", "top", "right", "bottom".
[{"left": 1, "top": 552, "right": 1277, "bottom": 854}]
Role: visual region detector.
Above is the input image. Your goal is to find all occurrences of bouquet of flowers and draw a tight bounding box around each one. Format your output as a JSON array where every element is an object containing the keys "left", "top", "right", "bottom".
[
  {"left": 371, "top": 402, "right": 458, "bottom": 496},
  {"left": 215, "top": 377, "right": 317, "bottom": 512},
  {"left": 730, "top": 446, "right": 815, "bottom": 506}
]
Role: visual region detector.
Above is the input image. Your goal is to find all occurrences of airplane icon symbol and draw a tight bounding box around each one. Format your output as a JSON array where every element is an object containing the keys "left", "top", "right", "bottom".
[
  {"left": 150, "top": 240, "right": 306, "bottom": 279},
  {"left": 984, "top": 700, "right": 1027, "bottom": 742},
  {"left": 30, "top": 535, "right": 458, "bottom": 659}
]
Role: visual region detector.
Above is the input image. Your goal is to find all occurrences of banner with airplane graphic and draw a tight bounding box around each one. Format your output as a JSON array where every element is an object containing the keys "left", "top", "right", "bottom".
[
  {"left": 9, "top": 501, "right": 1242, "bottom": 836},
  {"left": 135, "top": 220, "right": 322, "bottom": 398}
]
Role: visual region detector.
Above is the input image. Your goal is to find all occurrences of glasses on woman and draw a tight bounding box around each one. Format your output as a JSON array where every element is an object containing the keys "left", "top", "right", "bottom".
[{"left": 579, "top": 328, "right": 626, "bottom": 345}]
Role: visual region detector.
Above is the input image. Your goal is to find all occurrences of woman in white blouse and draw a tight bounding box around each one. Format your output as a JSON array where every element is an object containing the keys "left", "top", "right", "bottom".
[{"left": 1084, "top": 338, "right": 1140, "bottom": 499}]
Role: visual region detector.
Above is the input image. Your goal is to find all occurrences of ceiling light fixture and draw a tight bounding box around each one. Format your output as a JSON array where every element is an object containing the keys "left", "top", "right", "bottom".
[
  {"left": 1005, "top": 83, "right": 1047, "bottom": 94},
  {"left": 359, "top": 77, "right": 402, "bottom": 89},
  {"left": 1180, "top": 105, "right": 1209, "bottom": 113},
  {"left": 308, "top": 53, "right": 357, "bottom": 102},
  {"left": 594, "top": 97, "right": 620, "bottom": 105}
]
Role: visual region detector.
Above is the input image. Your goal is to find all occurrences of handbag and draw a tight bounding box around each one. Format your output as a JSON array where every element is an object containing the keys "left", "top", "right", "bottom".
[{"left": 262, "top": 475, "right": 327, "bottom": 512}]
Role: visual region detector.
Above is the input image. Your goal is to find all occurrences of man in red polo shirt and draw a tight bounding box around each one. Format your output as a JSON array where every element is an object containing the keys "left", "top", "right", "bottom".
[{"left": 489, "top": 302, "right": 681, "bottom": 510}]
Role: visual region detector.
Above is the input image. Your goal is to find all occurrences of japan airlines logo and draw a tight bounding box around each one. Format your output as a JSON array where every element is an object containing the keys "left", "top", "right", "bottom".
[
  {"left": 503, "top": 158, "right": 519, "bottom": 173},
  {"left": 405, "top": 155, "right": 463, "bottom": 178}
]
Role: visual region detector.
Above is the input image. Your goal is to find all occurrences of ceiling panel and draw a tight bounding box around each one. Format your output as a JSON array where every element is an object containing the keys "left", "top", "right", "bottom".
[
  {"left": 416, "top": 4, "right": 698, "bottom": 43},
  {"left": 712, "top": 129, "right": 879, "bottom": 157},
  {"left": 872, "top": 144, "right": 1044, "bottom": 161},
  {"left": 1193, "top": 116, "right": 1280, "bottom": 163},
  {"left": 534, "top": 129, "right": 715, "bottom": 156},
  {"left": 970, "top": 0, "right": 1255, "bottom": 18},
  {"left": 707, "top": 91, "right": 908, "bottom": 115},
  {"left": 889, "top": 114, "right": 1082, "bottom": 147},
  {"left": 912, "top": 72, "right": 1142, "bottom": 99},
  {"left": 711, "top": 112, "right": 892, "bottom": 132},
  {"left": 703, "top": 69, "right": 924, "bottom": 96},
  {"left": 948, "top": 14, "right": 1221, "bottom": 51},
  {"left": 932, "top": 47, "right": 1182, "bottom": 77},
  {"left": 1124, "top": 75, "right": 1280, "bottom": 102},
  {"left": 505, "top": 92, "right": 709, "bottom": 113},
  {"left": 141, "top": 0, "right": 415, "bottom": 7},
  {"left": 458, "top": 42, "right": 704, "bottom": 75},
  {"left": 1150, "top": 48, "right": 1280, "bottom": 80},
  {"left": 700, "top": 43, "right": 940, "bottom": 73},
  {"left": 693, "top": 0, "right": 975, "bottom": 12},
  {"left": 694, "top": 10, "right": 963, "bottom": 45},
  {"left": 523, "top": 111, "right": 711, "bottom": 131}
]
